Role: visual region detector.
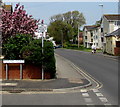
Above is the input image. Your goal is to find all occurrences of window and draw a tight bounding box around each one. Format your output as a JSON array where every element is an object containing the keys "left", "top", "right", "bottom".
[
  {"left": 91, "top": 39, "right": 93, "bottom": 42},
  {"left": 101, "top": 28, "right": 103, "bottom": 32},
  {"left": 85, "top": 36, "right": 87, "bottom": 40},
  {"left": 91, "top": 32, "right": 93, "bottom": 37},
  {"left": 115, "top": 21, "right": 120, "bottom": 26},
  {"left": 96, "top": 36, "right": 98, "bottom": 39}
]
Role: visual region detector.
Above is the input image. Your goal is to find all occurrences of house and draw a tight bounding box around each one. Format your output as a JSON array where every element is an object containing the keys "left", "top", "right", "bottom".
[
  {"left": 83, "top": 25, "right": 102, "bottom": 49},
  {"left": 105, "top": 28, "right": 120, "bottom": 55},
  {"left": 0, "top": 2, "right": 13, "bottom": 13},
  {"left": 101, "top": 14, "right": 120, "bottom": 52}
]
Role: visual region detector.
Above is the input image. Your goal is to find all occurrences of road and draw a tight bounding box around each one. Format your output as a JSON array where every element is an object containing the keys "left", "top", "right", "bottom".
[
  {"left": 2, "top": 48, "right": 119, "bottom": 106},
  {"left": 55, "top": 48, "right": 118, "bottom": 105}
]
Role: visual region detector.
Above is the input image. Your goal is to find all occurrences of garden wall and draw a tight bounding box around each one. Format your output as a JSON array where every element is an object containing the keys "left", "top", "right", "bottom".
[{"left": 0, "top": 61, "right": 51, "bottom": 79}]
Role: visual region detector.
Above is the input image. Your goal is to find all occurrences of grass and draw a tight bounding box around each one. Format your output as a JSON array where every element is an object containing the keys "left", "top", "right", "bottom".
[{"left": 63, "top": 44, "right": 102, "bottom": 53}]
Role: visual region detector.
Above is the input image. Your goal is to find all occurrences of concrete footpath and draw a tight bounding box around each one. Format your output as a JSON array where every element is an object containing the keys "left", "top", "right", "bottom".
[{"left": 1, "top": 54, "right": 91, "bottom": 93}]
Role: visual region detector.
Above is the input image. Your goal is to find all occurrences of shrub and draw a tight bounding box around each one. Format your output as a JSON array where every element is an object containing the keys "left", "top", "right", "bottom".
[
  {"left": 43, "top": 41, "right": 56, "bottom": 78},
  {"left": 21, "top": 39, "right": 56, "bottom": 78},
  {"left": 3, "top": 34, "right": 56, "bottom": 78},
  {"left": 3, "top": 34, "right": 33, "bottom": 59}
]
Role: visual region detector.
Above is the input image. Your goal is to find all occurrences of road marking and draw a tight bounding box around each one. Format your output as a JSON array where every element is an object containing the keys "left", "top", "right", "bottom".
[
  {"left": 80, "top": 89, "right": 87, "bottom": 93},
  {"left": 82, "top": 93, "right": 89, "bottom": 97},
  {"left": 95, "top": 93, "right": 104, "bottom": 97},
  {"left": 93, "top": 89, "right": 99, "bottom": 93},
  {"left": 86, "top": 104, "right": 94, "bottom": 105},
  {"left": 99, "top": 97, "right": 108, "bottom": 103},
  {"left": 104, "top": 103, "right": 112, "bottom": 105},
  {"left": 84, "top": 98, "right": 93, "bottom": 103},
  {"left": 0, "top": 83, "right": 17, "bottom": 86}
]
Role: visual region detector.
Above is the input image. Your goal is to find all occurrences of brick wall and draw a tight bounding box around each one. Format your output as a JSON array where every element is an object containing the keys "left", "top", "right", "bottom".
[
  {"left": 0, "top": 62, "right": 51, "bottom": 79},
  {"left": 114, "top": 47, "right": 120, "bottom": 56}
]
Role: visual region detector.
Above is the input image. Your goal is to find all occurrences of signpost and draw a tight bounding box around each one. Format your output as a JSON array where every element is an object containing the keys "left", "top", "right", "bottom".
[{"left": 38, "top": 20, "right": 46, "bottom": 80}]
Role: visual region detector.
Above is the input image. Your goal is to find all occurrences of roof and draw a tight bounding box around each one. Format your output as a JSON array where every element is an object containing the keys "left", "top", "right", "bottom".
[
  {"left": 106, "top": 28, "right": 120, "bottom": 37},
  {"left": 4, "top": 5, "right": 13, "bottom": 13},
  {"left": 83, "top": 25, "right": 100, "bottom": 31},
  {"left": 104, "top": 14, "right": 120, "bottom": 21}
]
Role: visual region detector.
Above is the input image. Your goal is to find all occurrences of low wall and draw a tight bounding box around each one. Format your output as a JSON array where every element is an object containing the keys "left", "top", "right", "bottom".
[{"left": 0, "top": 62, "right": 51, "bottom": 79}]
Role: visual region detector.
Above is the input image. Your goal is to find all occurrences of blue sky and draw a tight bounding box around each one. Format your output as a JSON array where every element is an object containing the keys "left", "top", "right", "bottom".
[{"left": 5, "top": 2, "right": 118, "bottom": 27}]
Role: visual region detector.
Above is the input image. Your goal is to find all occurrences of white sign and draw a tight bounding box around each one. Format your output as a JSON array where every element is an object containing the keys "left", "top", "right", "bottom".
[
  {"left": 38, "top": 24, "right": 47, "bottom": 33},
  {"left": 3, "top": 60, "right": 25, "bottom": 64}
]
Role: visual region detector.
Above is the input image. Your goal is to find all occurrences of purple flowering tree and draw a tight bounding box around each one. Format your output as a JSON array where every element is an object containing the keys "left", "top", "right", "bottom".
[{"left": 1, "top": 3, "right": 39, "bottom": 42}]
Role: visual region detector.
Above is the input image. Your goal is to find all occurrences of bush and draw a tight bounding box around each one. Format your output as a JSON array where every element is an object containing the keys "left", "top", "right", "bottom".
[
  {"left": 43, "top": 41, "right": 56, "bottom": 78},
  {"left": 3, "top": 34, "right": 56, "bottom": 78},
  {"left": 3, "top": 34, "right": 33, "bottom": 59},
  {"left": 21, "top": 39, "right": 56, "bottom": 78}
]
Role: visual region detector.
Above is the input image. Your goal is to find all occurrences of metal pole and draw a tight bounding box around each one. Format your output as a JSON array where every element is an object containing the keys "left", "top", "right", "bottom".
[
  {"left": 78, "top": 24, "right": 80, "bottom": 48},
  {"left": 20, "top": 64, "right": 22, "bottom": 80},
  {"left": 42, "top": 31, "right": 44, "bottom": 80},
  {"left": 6, "top": 64, "right": 8, "bottom": 80}
]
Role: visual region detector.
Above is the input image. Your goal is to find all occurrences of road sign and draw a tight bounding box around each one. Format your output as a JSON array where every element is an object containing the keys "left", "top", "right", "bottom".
[{"left": 38, "top": 24, "right": 47, "bottom": 33}]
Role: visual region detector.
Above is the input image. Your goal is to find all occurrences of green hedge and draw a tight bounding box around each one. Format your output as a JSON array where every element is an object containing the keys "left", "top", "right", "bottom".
[{"left": 3, "top": 34, "right": 56, "bottom": 78}]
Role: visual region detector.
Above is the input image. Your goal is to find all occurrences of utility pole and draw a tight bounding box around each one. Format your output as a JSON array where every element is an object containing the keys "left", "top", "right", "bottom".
[{"left": 78, "top": 24, "right": 80, "bottom": 48}]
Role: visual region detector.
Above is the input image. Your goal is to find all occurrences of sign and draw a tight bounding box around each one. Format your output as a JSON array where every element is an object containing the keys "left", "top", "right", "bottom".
[
  {"left": 38, "top": 24, "right": 47, "bottom": 33},
  {"left": 3, "top": 60, "right": 25, "bottom": 64}
]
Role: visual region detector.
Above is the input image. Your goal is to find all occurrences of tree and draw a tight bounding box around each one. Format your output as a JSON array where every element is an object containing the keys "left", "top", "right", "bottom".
[
  {"left": 1, "top": 3, "right": 39, "bottom": 42},
  {"left": 50, "top": 10, "right": 86, "bottom": 29},
  {"left": 49, "top": 10, "right": 86, "bottom": 43},
  {"left": 48, "top": 20, "right": 74, "bottom": 44}
]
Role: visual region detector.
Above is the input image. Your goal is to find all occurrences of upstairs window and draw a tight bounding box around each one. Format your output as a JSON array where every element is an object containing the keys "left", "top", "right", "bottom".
[{"left": 115, "top": 21, "right": 120, "bottom": 26}]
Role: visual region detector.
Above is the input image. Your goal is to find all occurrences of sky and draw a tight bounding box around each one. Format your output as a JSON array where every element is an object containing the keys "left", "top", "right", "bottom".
[{"left": 4, "top": 1, "right": 119, "bottom": 28}]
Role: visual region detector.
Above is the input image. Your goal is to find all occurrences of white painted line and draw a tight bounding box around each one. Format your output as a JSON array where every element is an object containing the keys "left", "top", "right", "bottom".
[
  {"left": 80, "top": 89, "right": 87, "bottom": 93},
  {"left": 96, "top": 93, "right": 104, "bottom": 97},
  {"left": 99, "top": 97, "right": 108, "bottom": 103},
  {"left": 93, "top": 89, "right": 99, "bottom": 93},
  {"left": 82, "top": 93, "right": 89, "bottom": 97},
  {"left": 84, "top": 98, "right": 93, "bottom": 103},
  {"left": 104, "top": 103, "right": 112, "bottom": 105},
  {"left": 86, "top": 104, "right": 94, "bottom": 105},
  {"left": 0, "top": 83, "right": 17, "bottom": 86}
]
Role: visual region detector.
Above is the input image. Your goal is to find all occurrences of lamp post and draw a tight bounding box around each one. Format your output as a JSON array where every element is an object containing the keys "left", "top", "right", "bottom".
[
  {"left": 99, "top": 4, "right": 104, "bottom": 51},
  {"left": 99, "top": 4, "right": 103, "bottom": 16}
]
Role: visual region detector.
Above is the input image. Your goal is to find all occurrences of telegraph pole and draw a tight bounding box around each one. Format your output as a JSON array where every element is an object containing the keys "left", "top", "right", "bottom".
[{"left": 78, "top": 24, "right": 80, "bottom": 48}]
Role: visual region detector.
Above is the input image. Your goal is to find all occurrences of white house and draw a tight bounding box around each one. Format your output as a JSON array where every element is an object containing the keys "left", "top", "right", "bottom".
[
  {"left": 83, "top": 25, "right": 102, "bottom": 49},
  {"left": 101, "top": 14, "right": 120, "bottom": 52}
]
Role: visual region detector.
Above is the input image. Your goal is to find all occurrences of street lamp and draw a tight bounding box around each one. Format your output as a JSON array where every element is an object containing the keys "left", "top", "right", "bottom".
[{"left": 99, "top": 4, "right": 103, "bottom": 16}]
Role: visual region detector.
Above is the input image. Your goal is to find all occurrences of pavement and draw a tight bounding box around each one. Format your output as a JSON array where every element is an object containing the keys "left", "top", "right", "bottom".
[
  {"left": 1, "top": 49, "right": 118, "bottom": 93},
  {"left": 1, "top": 54, "right": 91, "bottom": 93}
]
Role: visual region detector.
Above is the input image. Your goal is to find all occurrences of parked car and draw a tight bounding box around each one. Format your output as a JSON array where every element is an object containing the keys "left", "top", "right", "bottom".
[{"left": 54, "top": 44, "right": 62, "bottom": 49}]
